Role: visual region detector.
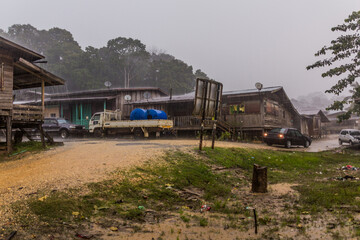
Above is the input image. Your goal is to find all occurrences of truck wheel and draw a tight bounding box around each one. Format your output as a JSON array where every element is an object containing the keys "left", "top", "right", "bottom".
[
  {"left": 94, "top": 128, "right": 104, "bottom": 138},
  {"left": 339, "top": 139, "right": 342, "bottom": 145},
  {"left": 304, "top": 140, "right": 310, "bottom": 148},
  {"left": 134, "top": 128, "right": 143, "bottom": 139},
  {"left": 60, "top": 129, "right": 69, "bottom": 139},
  {"left": 285, "top": 140, "right": 291, "bottom": 149},
  {"left": 350, "top": 141, "right": 354, "bottom": 146}
]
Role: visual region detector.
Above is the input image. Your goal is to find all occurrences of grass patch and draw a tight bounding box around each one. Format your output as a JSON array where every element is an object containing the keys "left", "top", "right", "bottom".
[
  {"left": 8, "top": 141, "right": 46, "bottom": 157},
  {"left": 296, "top": 181, "right": 360, "bottom": 212},
  {"left": 202, "top": 147, "right": 357, "bottom": 183}
]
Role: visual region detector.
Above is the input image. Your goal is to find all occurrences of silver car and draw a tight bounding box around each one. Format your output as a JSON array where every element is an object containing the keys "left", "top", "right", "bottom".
[{"left": 339, "top": 129, "right": 360, "bottom": 146}]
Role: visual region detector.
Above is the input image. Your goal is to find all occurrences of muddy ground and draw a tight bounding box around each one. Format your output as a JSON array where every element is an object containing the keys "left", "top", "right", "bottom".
[{"left": 0, "top": 135, "right": 341, "bottom": 239}]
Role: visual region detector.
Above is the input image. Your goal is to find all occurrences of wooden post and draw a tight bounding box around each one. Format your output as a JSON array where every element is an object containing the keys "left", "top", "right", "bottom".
[
  {"left": 211, "top": 85, "right": 221, "bottom": 149},
  {"left": 6, "top": 115, "right": 12, "bottom": 153},
  {"left": 39, "top": 124, "right": 46, "bottom": 148},
  {"left": 40, "top": 79, "right": 46, "bottom": 148},
  {"left": 199, "top": 82, "right": 208, "bottom": 151},
  {"left": 41, "top": 79, "right": 45, "bottom": 115},
  {"left": 251, "top": 164, "right": 267, "bottom": 193}
]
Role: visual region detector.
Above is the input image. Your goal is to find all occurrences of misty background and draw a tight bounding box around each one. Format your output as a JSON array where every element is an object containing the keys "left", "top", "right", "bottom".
[{"left": 1, "top": 0, "right": 359, "bottom": 110}]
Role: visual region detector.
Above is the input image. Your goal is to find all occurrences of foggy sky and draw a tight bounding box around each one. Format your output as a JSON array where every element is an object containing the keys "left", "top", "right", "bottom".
[{"left": 1, "top": 0, "right": 359, "bottom": 98}]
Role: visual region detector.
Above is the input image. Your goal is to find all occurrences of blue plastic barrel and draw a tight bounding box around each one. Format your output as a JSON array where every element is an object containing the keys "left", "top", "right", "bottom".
[
  {"left": 146, "top": 109, "right": 168, "bottom": 120},
  {"left": 130, "top": 108, "right": 147, "bottom": 120}
]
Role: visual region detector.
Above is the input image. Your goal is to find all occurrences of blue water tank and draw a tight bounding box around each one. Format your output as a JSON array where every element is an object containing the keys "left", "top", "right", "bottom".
[
  {"left": 130, "top": 108, "right": 147, "bottom": 120},
  {"left": 147, "top": 109, "right": 168, "bottom": 120}
]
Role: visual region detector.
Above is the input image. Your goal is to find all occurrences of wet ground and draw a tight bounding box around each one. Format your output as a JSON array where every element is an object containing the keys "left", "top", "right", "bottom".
[{"left": 0, "top": 136, "right": 341, "bottom": 225}]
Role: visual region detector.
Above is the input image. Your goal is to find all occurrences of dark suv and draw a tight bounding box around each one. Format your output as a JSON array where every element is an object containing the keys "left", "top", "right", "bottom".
[
  {"left": 263, "top": 128, "right": 312, "bottom": 148},
  {"left": 43, "top": 118, "right": 87, "bottom": 139}
]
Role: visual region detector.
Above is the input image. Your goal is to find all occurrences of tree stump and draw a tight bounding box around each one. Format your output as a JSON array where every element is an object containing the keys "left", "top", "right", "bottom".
[{"left": 251, "top": 164, "right": 267, "bottom": 193}]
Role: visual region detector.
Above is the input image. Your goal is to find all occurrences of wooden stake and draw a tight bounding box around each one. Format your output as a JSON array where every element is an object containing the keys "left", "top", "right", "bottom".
[{"left": 251, "top": 164, "right": 268, "bottom": 193}]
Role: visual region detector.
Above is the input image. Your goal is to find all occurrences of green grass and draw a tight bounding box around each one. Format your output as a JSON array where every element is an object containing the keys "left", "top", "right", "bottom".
[
  {"left": 12, "top": 146, "right": 360, "bottom": 237},
  {"left": 202, "top": 147, "right": 357, "bottom": 183},
  {"left": 8, "top": 141, "right": 45, "bottom": 157}
]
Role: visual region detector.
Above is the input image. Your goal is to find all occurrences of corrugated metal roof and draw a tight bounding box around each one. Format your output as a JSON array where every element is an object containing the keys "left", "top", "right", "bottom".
[
  {"left": 131, "top": 86, "right": 283, "bottom": 104},
  {"left": 223, "top": 86, "right": 283, "bottom": 95}
]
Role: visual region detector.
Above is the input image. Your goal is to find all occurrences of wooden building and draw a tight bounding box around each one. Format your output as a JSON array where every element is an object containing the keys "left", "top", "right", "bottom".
[
  {"left": 38, "top": 88, "right": 168, "bottom": 129},
  {"left": 0, "top": 37, "right": 64, "bottom": 152},
  {"left": 129, "top": 86, "right": 302, "bottom": 139},
  {"left": 300, "top": 110, "right": 330, "bottom": 138}
]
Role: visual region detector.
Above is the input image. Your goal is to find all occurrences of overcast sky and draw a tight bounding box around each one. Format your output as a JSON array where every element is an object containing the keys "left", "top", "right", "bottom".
[{"left": 1, "top": 0, "right": 359, "bottom": 98}]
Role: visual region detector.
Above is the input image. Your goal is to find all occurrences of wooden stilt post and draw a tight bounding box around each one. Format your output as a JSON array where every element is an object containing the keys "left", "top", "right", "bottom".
[
  {"left": 6, "top": 115, "right": 12, "bottom": 154},
  {"left": 199, "top": 82, "right": 208, "bottom": 151},
  {"left": 40, "top": 79, "right": 46, "bottom": 148}
]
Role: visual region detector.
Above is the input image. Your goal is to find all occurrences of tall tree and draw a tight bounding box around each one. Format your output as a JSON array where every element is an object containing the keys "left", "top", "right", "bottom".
[
  {"left": 106, "top": 37, "right": 149, "bottom": 88},
  {"left": 307, "top": 11, "right": 360, "bottom": 120}
]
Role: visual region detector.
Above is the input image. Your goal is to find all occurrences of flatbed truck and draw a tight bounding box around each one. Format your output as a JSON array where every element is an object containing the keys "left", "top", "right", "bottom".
[{"left": 89, "top": 110, "right": 173, "bottom": 137}]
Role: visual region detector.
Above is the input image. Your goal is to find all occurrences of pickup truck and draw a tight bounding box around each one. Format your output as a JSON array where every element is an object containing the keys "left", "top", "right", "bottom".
[
  {"left": 89, "top": 110, "right": 173, "bottom": 137},
  {"left": 43, "top": 118, "right": 87, "bottom": 139}
]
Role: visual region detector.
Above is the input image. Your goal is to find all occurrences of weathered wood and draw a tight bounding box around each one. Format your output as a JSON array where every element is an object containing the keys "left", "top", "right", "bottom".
[
  {"left": 43, "top": 131, "right": 54, "bottom": 144},
  {"left": 6, "top": 115, "right": 12, "bottom": 153},
  {"left": 38, "top": 124, "right": 46, "bottom": 148},
  {"left": 20, "top": 128, "right": 34, "bottom": 142},
  {"left": 251, "top": 164, "right": 267, "bottom": 193},
  {"left": 41, "top": 79, "right": 45, "bottom": 117}
]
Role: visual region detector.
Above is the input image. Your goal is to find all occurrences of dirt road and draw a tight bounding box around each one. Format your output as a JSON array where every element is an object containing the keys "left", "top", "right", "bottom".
[{"left": 0, "top": 137, "right": 338, "bottom": 215}]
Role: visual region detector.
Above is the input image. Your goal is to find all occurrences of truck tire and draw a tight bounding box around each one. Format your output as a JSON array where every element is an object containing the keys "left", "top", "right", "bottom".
[
  {"left": 134, "top": 128, "right": 143, "bottom": 139},
  {"left": 285, "top": 140, "right": 291, "bottom": 149},
  {"left": 94, "top": 128, "right": 104, "bottom": 138},
  {"left": 60, "top": 129, "right": 69, "bottom": 139}
]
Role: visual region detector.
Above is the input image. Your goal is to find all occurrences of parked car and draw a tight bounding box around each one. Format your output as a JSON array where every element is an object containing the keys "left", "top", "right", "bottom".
[
  {"left": 338, "top": 129, "right": 360, "bottom": 146},
  {"left": 42, "top": 118, "right": 87, "bottom": 139},
  {"left": 263, "top": 128, "right": 312, "bottom": 148}
]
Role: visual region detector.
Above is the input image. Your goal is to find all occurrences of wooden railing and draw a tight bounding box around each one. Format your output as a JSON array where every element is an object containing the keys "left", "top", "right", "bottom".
[
  {"left": 173, "top": 115, "right": 212, "bottom": 129},
  {"left": 12, "top": 104, "right": 43, "bottom": 122}
]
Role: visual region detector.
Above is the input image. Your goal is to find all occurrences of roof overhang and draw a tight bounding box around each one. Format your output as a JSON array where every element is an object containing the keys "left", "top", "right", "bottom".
[
  {"left": 0, "top": 36, "right": 44, "bottom": 62},
  {"left": 13, "top": 58, "right": 65, "bottom": 89}
]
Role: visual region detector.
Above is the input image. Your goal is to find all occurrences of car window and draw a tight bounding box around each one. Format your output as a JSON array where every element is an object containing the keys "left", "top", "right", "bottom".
[
  {"left": 57, "top": 119, "right": 69, "bottom": 124},
  {"left": 269, "top": 128, "right": 286, "bottom": 134},
  {"left": 350, "top": 131, "right": 360, "bottom": 136},
  {"left": 341, "top": 131, "right": 348, "bottom": 135},
  {"left": 92, "top": 114, "right": 100, "bottom": 121},
  {"left": 44, "top": 119, "right": 51, "bottom": 124},
  {"left": 286, "top": 130, "right": 293, "bottom": 136},
  {"left": 50, "top": 120, "right": 58, "bottom": 124},
  {"left": 295, "top": 131, "right": 302, "bottom": 137}
]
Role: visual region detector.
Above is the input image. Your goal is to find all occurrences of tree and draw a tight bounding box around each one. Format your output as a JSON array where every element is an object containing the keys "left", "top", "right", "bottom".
[
  {"left": 106, "top": 37, "right": 149, "bottom": 88},
  {"left": 307, "top": 11, "right": 360, "bottom": 120}
]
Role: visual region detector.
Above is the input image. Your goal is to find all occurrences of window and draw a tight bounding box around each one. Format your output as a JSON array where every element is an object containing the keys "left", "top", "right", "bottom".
[
  {"left": 245, "top": 101, "right": 260, "bottom": 114},
  {"left": 92, "top": 114, "right": 100, "bottom": 121},
  {"left": 283, "top": 111, "right": 286, "bottom": 119},
  {"left": 229, "top": 103, "right": 245, "bottom": 114},
  {"left": 350, "top": 131, "right": 360, "bottom": 136},
  {"left": 265, "top": 101, "right": 279, "bottom": 116},
  {"left": 50, "top": 113, "right": 56, "bottom": 118},
  {"left": 269, "top": 128, "right": 286, "bottom": 134},
  {"left": 295, "top": 131, "right": 303, "bottom": 137},
  {"left": 341, "top": 131, "right": 348, "bottom": 135}
]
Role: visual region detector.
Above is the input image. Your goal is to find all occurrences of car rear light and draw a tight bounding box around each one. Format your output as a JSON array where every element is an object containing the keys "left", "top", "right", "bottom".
[
  {"left": 264, "top": 133, "right": 268, "bottom": 137},
  {"left": 279, "top": 134, "right": 284, "bottom": 138}
]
